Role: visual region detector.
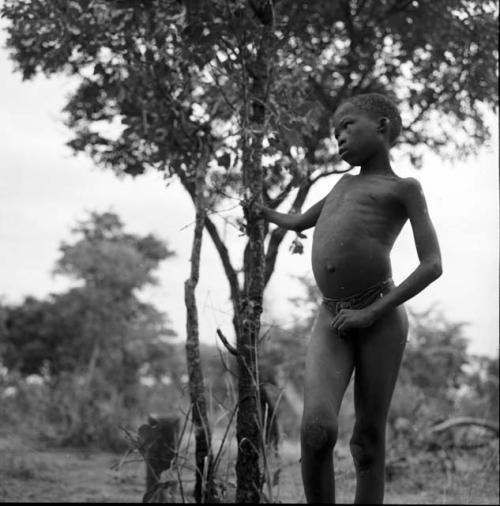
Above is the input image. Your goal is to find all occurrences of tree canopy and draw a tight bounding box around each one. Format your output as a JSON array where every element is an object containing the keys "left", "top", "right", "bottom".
[
  {"left": 1, "top": 211, "right": 176, "bottom": 383},
  {"left": 2, "top": 0, "right": 497, "bottom": 181}
]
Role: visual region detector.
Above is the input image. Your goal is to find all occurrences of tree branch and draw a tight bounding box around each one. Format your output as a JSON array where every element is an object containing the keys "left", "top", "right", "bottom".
[
  {"left": 176, "top": 170, "right": 242, "bottom": 318},
  {"left": 263, "top": 179, "right": 313, "bottom": 286},
  {"left": 216, "top": 328, "right": 239, "bottom": 356},
  {"left": 385, "top": 0, "right": 416, "bottom": 17},
  {"left": 429, "top": 417, "right": 499, "bottom": 436},
  {"left": 203, "top": 216, "right": 242, "bottom": 309},
  {"left": 310, "top": 165, "right": 352, "bottom": 183},
  {"left": 266, "top": 176, "right": 297, "bottom": 209}
]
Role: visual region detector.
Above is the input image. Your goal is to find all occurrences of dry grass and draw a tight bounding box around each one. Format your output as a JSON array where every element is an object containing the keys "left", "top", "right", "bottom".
[{"left": 1, "top": 426, "right": 498, "bottom": 503}]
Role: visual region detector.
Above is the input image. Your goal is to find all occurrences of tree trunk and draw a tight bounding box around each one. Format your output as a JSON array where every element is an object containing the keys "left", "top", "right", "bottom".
[
  {"left": 184, "top": 157, "right": 217, "bottom": 503},
  {"left": 235, "top": 14, "right": 273, "bottom": 502}
]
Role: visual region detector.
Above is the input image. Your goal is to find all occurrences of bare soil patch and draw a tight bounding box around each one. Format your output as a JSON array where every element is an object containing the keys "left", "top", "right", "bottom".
[{"left": 1, "top": 433, "right": 498, "bottom": 503}]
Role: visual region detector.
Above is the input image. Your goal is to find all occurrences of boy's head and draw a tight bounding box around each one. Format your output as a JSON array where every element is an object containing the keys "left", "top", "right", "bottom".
[{"left": 335, "top": 93, "right": 402, "bottom": 146}]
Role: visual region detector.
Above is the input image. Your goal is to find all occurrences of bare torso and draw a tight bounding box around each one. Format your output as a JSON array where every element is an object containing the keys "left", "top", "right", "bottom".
[{"left": 312, "top": 173, "right": 408, "bottom": 298}]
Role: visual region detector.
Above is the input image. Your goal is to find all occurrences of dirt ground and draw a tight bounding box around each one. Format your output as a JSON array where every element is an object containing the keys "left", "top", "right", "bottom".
[{"left": 1, "top": 432, "right": 498, "bottom": 504}]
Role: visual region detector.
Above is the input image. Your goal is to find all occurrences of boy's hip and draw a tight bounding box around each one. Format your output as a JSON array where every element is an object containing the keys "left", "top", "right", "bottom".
[{"left": 322, "top": 279, "right": 395, "bottom": 339}]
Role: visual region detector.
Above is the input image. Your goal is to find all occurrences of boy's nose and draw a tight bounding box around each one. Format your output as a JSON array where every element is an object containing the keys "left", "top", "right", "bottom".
[{"left": 337, "top": 132, "right": 347, "bottom": 145}]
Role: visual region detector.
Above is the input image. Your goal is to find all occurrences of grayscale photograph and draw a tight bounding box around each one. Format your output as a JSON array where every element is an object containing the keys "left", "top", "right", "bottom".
[{"left": 0, "top": 0, "right": 498, "bottom": 503}]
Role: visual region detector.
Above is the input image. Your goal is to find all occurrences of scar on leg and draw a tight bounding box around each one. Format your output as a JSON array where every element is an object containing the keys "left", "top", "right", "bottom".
[
  {"left": 303, "top": 419, "right": 335, "bottom": 450},
  {"left": 350, "top": 442, "right": 374, "bottom": 471}
]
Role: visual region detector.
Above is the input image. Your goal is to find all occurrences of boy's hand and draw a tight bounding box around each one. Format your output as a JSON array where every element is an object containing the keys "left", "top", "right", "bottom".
[
  {"left": 330, "top": 307, "right": 378, "bottom": 333},
  {"left": 252, "top": 202, "right": 268, "bottom": 220}
]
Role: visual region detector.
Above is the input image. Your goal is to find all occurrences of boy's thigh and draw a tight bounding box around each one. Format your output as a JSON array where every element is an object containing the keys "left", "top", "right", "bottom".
[
  {"left": 303, "top": 304, "right": 355, "bottom": 414},
  {"left": 353, "top": 305, "right": 408, "bottom": 419}
]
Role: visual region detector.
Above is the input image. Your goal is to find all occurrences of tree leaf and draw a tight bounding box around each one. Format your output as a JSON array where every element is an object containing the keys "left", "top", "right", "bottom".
[{"left": 280, "top": 126, "right": 302, "bottom": 147}]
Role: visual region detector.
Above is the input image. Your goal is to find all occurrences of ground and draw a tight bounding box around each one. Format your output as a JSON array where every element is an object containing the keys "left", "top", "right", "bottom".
[{"left": 1, "top": 431, "right": 498, "bottom": 503}]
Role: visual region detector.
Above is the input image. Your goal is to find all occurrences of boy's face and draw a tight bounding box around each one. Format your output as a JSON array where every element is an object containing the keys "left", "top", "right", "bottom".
[{"left": 333, "top": 104, "right": 385, "bottom": 166}]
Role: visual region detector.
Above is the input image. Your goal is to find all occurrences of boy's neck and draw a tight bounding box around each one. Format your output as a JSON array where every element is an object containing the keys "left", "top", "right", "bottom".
[{"left": 359, "top": 149, "right": 393, "bottom": 176}]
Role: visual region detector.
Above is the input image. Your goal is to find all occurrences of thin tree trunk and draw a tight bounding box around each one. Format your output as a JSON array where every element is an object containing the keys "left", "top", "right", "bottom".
[
  {"left": 184, "top": 157, "right": 217, "bottom": 503},
  {"left": 235, "top": 11, "right": 274, "bottom": 501},
  {"left": 263, "top": 179, "right": 313, "bottom": 286},
  {"left": 86, "top": 338, "right": 100, "bottom": 388}
]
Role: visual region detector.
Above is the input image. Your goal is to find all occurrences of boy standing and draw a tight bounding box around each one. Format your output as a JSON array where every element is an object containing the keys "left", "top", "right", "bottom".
[{"left": 256, "top": 93, "right": 442, "bottom": 503}]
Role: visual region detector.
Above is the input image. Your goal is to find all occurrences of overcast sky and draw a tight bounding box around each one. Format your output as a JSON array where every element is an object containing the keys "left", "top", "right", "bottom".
[{"left": 0, "top": 25, "right": 498, "bottom": 358}]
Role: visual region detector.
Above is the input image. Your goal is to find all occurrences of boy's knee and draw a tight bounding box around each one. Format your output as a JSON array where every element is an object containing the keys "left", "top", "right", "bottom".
[
  {"left": 349, "top": 430, "right": 383, "bottom": 470},
  {"left": 301, "top": 415, "right": 338, "bottom": 451},
  {"left": 349, "top": 441, "right": 376, "bottom": 470}
]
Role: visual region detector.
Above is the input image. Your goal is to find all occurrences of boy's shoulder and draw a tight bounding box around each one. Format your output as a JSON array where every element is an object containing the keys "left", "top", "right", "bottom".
[
  {"left": 398, "top": 175, "right": 422, "bottom": 186},
  {"left": 397, "top": 176, "right": 424, "bottom": 195},
  {"left": 332, "top": 173, "right": 424, "bottom": 196},
  {"left": 394, "top": 176, "right": 427, "bottom": 209}
]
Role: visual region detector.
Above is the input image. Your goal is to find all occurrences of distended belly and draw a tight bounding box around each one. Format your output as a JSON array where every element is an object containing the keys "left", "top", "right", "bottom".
[{"left": 311, "top": 236, "right": 392, "bottom": 299}]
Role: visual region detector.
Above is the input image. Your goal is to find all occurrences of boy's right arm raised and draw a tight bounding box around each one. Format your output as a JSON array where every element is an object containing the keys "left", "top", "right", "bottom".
[{"left": 257, "top": 198, "right": 326, "bottom": 232}]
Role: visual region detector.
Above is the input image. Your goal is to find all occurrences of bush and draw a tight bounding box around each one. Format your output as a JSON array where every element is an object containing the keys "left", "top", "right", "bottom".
[{"left": 0, "top": 370, "right": 147, "bottom": 452}]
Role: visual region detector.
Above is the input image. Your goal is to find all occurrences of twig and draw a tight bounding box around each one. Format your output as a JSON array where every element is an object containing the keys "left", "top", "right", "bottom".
[
  {"left": 429, "top": 417, "right": 499, "bottom": 436},
  {"left": 212, "top": 401, "right": 239, "bottom": 474},
  {"left": 216, "top": 328, "right": 239, "bottom": 356}
]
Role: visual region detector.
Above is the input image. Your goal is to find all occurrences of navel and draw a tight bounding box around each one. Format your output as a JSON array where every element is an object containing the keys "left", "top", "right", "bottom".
[{"left": 326, "top": 262, "right": 336, "bottom": 273}]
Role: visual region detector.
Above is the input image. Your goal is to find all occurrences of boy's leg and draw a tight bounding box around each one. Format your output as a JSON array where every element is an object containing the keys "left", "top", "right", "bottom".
[
  {"left": 301, "top": 304, "right": 355, "bottom": 503},
  {"left": 350, "top": 305, "right": 408, "bottom": 504}
]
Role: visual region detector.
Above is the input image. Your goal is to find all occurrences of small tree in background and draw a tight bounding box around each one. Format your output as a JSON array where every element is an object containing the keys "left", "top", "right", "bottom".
[
  {"left": 0, "top": 211, "right": 177, "bottom": 447},
  {"left": 460, "top": 354, "right": 499, "bottom": 423},
  {"left": 389, "top": 308, "right": 470, "bottom": 431},
  {"left": 53, "top": 211, "right": 175, "bottom": 391}
]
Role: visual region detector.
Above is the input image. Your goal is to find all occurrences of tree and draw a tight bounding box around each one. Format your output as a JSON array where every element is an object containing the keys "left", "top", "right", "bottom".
[
  {"left": 184, "top": 154, "right": 218, "bottom": 502},
  {"left": 1, "top": 212, "right": 175, "bottom": 390},
  {"left": 462, "top": 354, "right": 499, "bottom": 422},
  {"left": 383, "top": 307, "right": 471, "bottom": 436},
  {"left": 0, "top": 211, "right": 177, "bottom": 447},
  {"left": 383, "top": 308, "right": 498, "bottom": 468},
  {"left": 2, "top": 0, "right": 497, "bottom": 499},
  {"left": 402, "top": 308, "right": 469, "bottom": 398}
]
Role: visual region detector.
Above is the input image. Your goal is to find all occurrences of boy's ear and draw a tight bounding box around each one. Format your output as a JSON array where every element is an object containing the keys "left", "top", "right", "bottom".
[{"left": 377, "top": 117, "right": 390, "bottom": 135}]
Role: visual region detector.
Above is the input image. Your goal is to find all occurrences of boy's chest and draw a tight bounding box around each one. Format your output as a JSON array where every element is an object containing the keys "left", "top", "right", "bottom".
[{"left": 324, "top": 177, "right": 404, "bottom": 216}]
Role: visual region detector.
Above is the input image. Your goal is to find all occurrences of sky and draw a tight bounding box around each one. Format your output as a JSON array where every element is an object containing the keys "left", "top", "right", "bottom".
[{"left": 0, "top": 24, "right": 498, "bottom": 358}]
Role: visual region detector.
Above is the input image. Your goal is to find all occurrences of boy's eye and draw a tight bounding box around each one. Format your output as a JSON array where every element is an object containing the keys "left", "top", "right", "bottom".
[
  {"left": 339, "top": 121, "right": 352, "bottom": 134},
  {"left": 334, "top": 120, "right": 353, "bottom": 139}
]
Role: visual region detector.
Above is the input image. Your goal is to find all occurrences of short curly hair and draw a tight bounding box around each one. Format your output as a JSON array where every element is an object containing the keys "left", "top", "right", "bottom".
[{"left": 338, "top": 93, "right": 402, "bottom": 145}]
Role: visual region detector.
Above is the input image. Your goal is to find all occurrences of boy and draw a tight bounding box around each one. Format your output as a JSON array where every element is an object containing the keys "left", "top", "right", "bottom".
[{"left": 256, "top": 93, "right": 442, "bottom": 503}]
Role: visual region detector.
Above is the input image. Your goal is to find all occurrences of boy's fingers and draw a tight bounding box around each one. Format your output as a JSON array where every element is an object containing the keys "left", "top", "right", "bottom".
[
  {"left": 331, "top": 313, "right": 344, "bottom": 329},
  {"left": 333, "top": 310, "right": 356, "bottom": 331}
]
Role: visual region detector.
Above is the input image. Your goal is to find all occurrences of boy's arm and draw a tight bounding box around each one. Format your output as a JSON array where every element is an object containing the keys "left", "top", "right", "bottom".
[
  {"left": 368, "top": 177, "right": 442, "bottom": 318},
  {"left": 257, "top": 197, "right": 326, "bottom": 232},
  {"left": 333, "top": 178, "right": 442, "bottom": 332}
]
